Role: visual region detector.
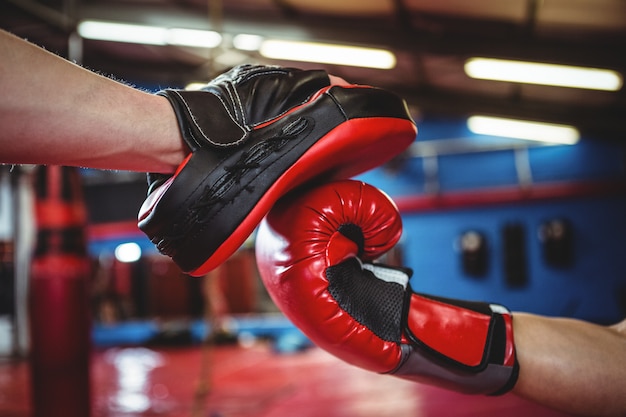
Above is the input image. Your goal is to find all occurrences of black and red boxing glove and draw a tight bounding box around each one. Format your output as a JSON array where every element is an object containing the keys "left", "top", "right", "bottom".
[
  {"left": 255, "top": 180, "right": 519, "bottom": 395},
  {"left": 138, "top": 64, "right": 416, "bottom": 276}
]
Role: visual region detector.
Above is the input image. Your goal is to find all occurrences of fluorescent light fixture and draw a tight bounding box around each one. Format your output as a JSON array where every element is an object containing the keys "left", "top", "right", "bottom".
[
  {"left": 78, "top": 20, "right": 222, "bottom": 48},
  {"left": 259, "top": 39, "right": 396, "bottom": 69},
  {"left": 465, "top": 58, "right": 623, "bottom": 91},
  {"left": 114, "top": 242, "right": 142, "bottom": 263},
  {"left": 467, "top": 115, "right": 580, "bottom": 145},
  {"left": 233, "top": 34, "right": 264, "bottom": 51},
  {"left": 167, "top": 28, "right": 222, "bottom": 48},
  {"left": 78, "top": 21, "right": 167, "bottom": 45}
]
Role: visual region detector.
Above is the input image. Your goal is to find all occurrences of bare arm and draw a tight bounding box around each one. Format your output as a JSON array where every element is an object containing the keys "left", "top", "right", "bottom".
[
  {"left": 0, "top": 29, "right": 187, "bottom": 173},
  {"left": 512, "top": 313, "right": 626, "bottom": 417}
]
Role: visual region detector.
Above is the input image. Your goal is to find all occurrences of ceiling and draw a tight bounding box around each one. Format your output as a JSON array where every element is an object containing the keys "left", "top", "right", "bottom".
[{"left": 2, "top": 0, "right": 626, "bottom": 144}]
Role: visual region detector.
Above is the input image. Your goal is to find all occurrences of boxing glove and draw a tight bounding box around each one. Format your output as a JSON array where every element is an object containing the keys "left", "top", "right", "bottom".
[
  {"left": 138, "top": 64, "right": 417, "bottom": 276},
  {"left": 255, "top": 180, "right": 519, "bottom": 395}
]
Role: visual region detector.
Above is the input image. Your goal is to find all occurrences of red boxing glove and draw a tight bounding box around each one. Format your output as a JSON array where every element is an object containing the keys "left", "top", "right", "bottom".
[{"left": 255, "top": 180, "right": 519, "bottom": 395}]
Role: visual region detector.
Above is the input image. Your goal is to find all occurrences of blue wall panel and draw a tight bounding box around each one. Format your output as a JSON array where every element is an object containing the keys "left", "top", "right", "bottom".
[
  {"left": 529, "top": 140, "right": 625, "bottom": 183},
  {"left": 437, "top": 150, "right": 519, "bottom": 191},
  {"left": 399, "top": 196, "right": 626, "bottom": 324}
]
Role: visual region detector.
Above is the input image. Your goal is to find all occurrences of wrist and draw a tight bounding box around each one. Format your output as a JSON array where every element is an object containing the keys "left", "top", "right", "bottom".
[{"left": 145, "top": 93, "right": 189, "bottom": 173}]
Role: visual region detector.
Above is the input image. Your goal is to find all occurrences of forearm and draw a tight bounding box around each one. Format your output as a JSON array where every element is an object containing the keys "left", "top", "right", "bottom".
[
  {"left": 512, "top": 313, "right": 626, "bottom": 417},
  {"left": 0, "top": 29, "right": 187, "bottom": 173}
]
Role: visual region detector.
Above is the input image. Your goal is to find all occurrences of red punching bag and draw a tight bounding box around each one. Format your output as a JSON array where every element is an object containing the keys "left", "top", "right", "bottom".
[{"left": 30, "top": 165, "right": 91, "bottom": 417}]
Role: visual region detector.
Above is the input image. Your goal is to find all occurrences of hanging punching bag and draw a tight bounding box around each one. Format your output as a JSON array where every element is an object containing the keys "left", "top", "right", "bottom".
[{"left": 29, "top": 165, "right": 91, "bottom": 417}]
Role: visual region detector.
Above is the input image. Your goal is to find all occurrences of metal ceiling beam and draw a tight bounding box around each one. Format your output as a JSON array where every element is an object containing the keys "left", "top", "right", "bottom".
[{"left": 6, "top": 0, "right": 77, "bottom": 31}]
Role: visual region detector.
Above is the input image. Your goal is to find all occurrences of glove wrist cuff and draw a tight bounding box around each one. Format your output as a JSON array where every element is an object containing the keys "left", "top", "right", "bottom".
[
  {"left": 393, "top": 344, "right": 519, "bottom": 395},
  {"left": 158, "top": 89, "right": 247, "bottom": 151}
]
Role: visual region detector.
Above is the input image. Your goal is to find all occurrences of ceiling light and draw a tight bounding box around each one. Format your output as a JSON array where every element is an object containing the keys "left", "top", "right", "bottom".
[
  {"left": 465, "top": 58, "right": 623, "bottom": 91},
  {"left": 467, "top": 116, "right": 580, "bottom": 145},
  {"left": 78, "top": 21, "right": 168, "bottom": 45},
  {"left": 259, "top": 40, "right": 396, "bottom": 69},
  {"left": 167, "top": 28, "right": 222, "bottom": 48},
  {"left": 233, "top": 34, "right": 264, "bottom": 51},
  {"left": 77, "top": 20, "right": 222, "bottom": 48}
]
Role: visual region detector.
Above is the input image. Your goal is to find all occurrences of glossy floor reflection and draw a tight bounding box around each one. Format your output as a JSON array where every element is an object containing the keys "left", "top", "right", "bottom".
[{"left": 0, "top": 342, "right": 574, "bottom": 417}]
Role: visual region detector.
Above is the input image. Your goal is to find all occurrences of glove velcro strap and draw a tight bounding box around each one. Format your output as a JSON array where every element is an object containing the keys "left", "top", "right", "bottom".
[
  {"left": 394, "top": 291, "right": 519, "bottom": 395},
  {"left": 403, "top": 293, "right": 511, "bottom": 372},
  {"left": 399, "top": 293, "right": 519, "bottom": 395}
]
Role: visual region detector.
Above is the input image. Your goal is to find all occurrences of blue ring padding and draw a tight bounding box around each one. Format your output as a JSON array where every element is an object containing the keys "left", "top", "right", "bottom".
[
  {"left": 92, "top": 315, "right": 311, "bottom": 351},
  {"left": 92, "top": 320, "right": 161, "bottom": 346}
]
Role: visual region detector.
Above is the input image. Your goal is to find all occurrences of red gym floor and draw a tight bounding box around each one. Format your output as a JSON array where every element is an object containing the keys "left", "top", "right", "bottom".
[{"left": 0, "top": 341, "right": 574, "bottom": 417}]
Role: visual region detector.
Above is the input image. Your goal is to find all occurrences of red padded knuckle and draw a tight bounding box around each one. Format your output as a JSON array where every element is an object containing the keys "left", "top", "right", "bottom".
[{"left": 256, "top": 180, "right": 404, "bottom": 373}]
